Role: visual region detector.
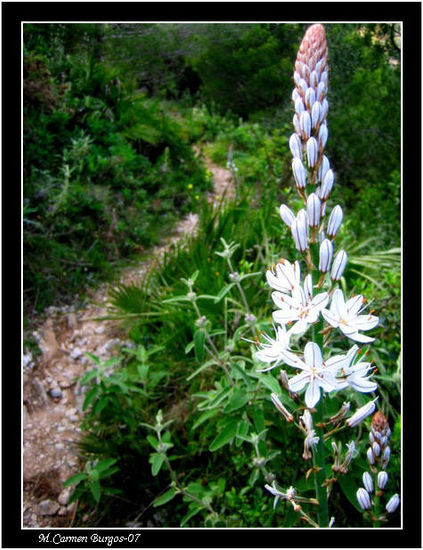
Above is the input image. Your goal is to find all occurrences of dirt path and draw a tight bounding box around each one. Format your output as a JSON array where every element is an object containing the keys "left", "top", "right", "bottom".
[{"left": 22, "top": 154, "right": 234, "bottom": 528}]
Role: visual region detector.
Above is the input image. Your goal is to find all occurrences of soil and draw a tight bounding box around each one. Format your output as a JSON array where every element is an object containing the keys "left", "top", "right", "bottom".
[{"left": 22, "top": 154, "right": 234, "bottom": 528}]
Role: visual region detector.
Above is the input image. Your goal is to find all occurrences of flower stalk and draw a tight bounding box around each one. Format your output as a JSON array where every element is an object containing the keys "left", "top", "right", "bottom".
[{"left": 252, "top": 23, "right": 393, "bottom": 528}]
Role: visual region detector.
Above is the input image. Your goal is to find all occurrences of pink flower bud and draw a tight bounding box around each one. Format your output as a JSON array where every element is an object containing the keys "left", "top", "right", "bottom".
[
  {"left": 307, "top": 193, "right": 321, "bottom": 227},
  {"left": 320, "top": 98, "right": 329, "bottom": 122},
  {"left": 319, "top": 168, "right": 334, "bottom": 200},
  {"left": 311, "top": 101, "right": 321, "bottom": 129},
  {"left": 305, "top": 87, "right": 316, "bottom": 109},
  {"left": 386, "top": 494, "right": 400, "bottom": 514},
  {"left": 280, "top": 204, "right": 296, "bottom": 227},
  {"left": 377, "top": 471, "right": 388, "bottom": 489},
  {"left": 319, "top": 238, "right": 333, "bottom": 273},
  {"left": 289, "top": 133, "right": 302, "bottom": 159},
  {"left": 317, "top": 81, "right": 326, "bottom": 102},
  {"left": 327, "top": 205, "right": 343, "bottom": 238},
  {"left": 292, "top": 158, "right": 307, "bottom": 189},
  {"left": 293, "top": 114, "right": 301, "bottom": 135},
  {"left": 306, "top": 137, "right": 318, "bottom": 168},
  {"left": 331, "top": 250, "right": 348, "bottom": 281},
  {"left": 363, "top": 472, "right": 374, "bottom": 493},
  {"left": 356, "top": 488, "right": 371, "bottom": 510},
  {"left": 300, "top": 111, "right": 311, "bottom": 139},
  {"left": 291, "top": 217, "right": 308, "bottom": 252},
  {"left": 295, "top": 97, "right": 305, "bottom": 115},
  {"left": 319, "top": 123, "right": 328, "bottom": 149}
]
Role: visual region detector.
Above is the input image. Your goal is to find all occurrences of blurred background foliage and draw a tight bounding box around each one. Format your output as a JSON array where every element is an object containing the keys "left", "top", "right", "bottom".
[
  {"left": 24, "top": 23, "right": 400, "bottom": 528},
  {"left": 24, "top": 22, "right": 400, "bottom": 315}
]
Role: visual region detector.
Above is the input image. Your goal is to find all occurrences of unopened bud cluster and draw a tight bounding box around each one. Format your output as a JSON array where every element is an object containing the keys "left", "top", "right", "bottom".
[
  {"left": 280, "top": 24, "right": 347, "bottom": 280},
  {"left": 367, "top": 411, "right": 392, "bottom": 470},
  {"left": 356, "top": 411, "right": 400, "bottom": 516}
]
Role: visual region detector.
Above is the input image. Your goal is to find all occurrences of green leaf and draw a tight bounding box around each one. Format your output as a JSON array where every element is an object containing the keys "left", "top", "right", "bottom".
[
  {"left": 194, "top": 329, "right": 206, "bottom": 363},
  {"left": 153, "top": 488, "right": 178, "bottom": 507},
  {"left": 82, "top": 385, "right": 99, "bottom": 411},
  {"left": 162, "top": 295, "right": 191, "bottom": 304},
  {"left": 85, "top": 352, "right": 102, "bottom": 365},
  {"left": 180, "top": 505, "right": 203, "bottom": 527},
  {"left": 199, "top": 386, "right": 231, "bottom": 410},
  {"left": 80, "top": 369, "right": 99, "bottom": 385},
  {"left": 99, "top": 466, "right": 119, "bottom": 479},
  {"left": 214, "top": 283, "right": 235, "bottom": 303},
  {"left": 257, "top": 373, "right": 280, "bottom": 395},
  {"left": 95, "top": 458, "right": 117, "bottom": 473},
  {"left": 63, "top": 472, "right": 87, "bottom": 487},
  {"left": 338, "top": 474, "right": 362, "bottom": 513},
  {"left": 236, "top": 419, "right": 251, "bottom": 447},
  {"left": 209, "top": 418, "right": 238, "bottom": 451},
  {"left": 150, "top": 453, "right": 166, "bottom": 476},
  {"left": 230, "top": 361, "right": 253, "bottom": 389},
  {"left": 224, "top": 389, "right": 250, "bottom": 413},
  {"left": 146, "top": 435, "right": 159, "bottom": 451},
  {"left": 192, "top": 409, "right": 219, "bottom": 430},
  {"left": 89, "top": 479, "right": 101, "bottom": 503},
  {"left": 249, "top": 405, "right": 266, "bottom": 433},
  {"left": 197, "top": 294, "right": 220, "bottom": 300},
  {"left": 186, "top": 358, "right": 216, "bottom": 381},
  {"left": 239, "top": 271, "right": 262, "bottom": 281},
  {"left": 248, "top": 468, "right": 260, "bottom": 486},
  {"left": 93, "top": 398, "right": 108, "bottom": 416},
  {"left": 185, "top": 341, "right": 195, "bottom": 354}
]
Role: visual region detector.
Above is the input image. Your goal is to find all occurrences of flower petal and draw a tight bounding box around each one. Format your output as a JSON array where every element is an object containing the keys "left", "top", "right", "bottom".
[
  {"left": 288, "top": 371, "right": 309, "bottom": 392},
  {"left": 350, "top": 315, "right": 379, "bottom": 331},
  {"left": 271, "top": 291, "right": 298, "bottom": 310},
  {"left": 349, "top": 377, "right": 378, "bottom": 393},
  {"left": 345, "top": 294, "right": 364, "bottom": 316},
  {"left": 266, "top": 269, "right": 291, "bottom": 293},
  {"left": 290, "top": 319, "right": 309, "bottom": 335},
  {"left": 304, "top": 342, "right": 323, "bottom": 368},
  {"left": 339, "top": 327, "right": 375, "bottom": 343},
  {"left": 310, "top": 291, "right": 329, "bottom": 311},
  {"left": 305, "top": 380, "right": 321, "bottom": 408},
  {"left": 279, "top": 350, "right": 307, "bottom": 370},
  {"left": 330, "top": 288, "right": 346, "bottom": 317},
  {"left": 322, "top": 308, "right": 340, "bottom": 328},
  {"left": 272, "top": 309, "right": 299, "bottom": 324}
]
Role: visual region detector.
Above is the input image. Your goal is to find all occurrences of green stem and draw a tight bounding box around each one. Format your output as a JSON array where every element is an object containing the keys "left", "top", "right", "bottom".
[
  {"left": 312, "top": 399, "right": 329, "bottom": 527},
  {"left": 373, "top": 489, "right": 381, "bottom": 527},
  {"left": 311, "top": 312, "right": 329, "bottom": 527}
]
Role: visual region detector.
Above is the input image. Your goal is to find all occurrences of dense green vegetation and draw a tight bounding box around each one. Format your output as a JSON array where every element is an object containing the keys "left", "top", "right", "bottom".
[{"left": 24, "top": 23, "right": 400, "bottom": 528}]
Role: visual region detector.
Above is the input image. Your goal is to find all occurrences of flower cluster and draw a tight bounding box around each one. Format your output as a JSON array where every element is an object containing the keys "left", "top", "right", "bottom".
[
  {"left": 257, "top": 24, "right": 395, "bottom": 526},
  {"left": 356, "top": 412, "right": 400, "bottom": 518},
  {"left": 255, "top": 23, "right": 379, "bottom": 410}
]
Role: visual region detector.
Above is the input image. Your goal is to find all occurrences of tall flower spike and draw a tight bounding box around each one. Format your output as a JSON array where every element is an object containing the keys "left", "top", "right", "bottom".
[{"left": 293, "top": 24, "right": 329, "bottom": 177}]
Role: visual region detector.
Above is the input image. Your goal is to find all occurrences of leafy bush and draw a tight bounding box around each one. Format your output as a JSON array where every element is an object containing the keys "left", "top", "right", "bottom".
[{"left": 24, "top": 26, "right": 211, "bottom": 313}]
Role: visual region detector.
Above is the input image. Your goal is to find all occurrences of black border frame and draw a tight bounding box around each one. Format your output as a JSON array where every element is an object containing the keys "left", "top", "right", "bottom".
[{"left": 3, "top": 2, "right": 421, "bottom": 548}]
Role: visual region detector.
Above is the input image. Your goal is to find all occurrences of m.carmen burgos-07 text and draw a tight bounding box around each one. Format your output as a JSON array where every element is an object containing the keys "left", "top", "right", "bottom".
[{"left": 39, "top": 533, "right": 141, "bottom": 545}]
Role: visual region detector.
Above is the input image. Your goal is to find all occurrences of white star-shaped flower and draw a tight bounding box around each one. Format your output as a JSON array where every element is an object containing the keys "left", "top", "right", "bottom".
[
  {"left": 266, "top": 258, "right": 301, "bottom": 294},
  {"left": 264, "top": 482, "right": 296, "bottom": 509},
  {"left": 255, "top": 325, "right": 293, "bottom": 372},
  {"left": 272, "top": 274, "right": 329, "bottom": 334},
  {"left": 333, "top": 345, "right": 378, "bottom": 393},
  {"left": 280, "top": 342, "right": 340, "bottom": 408},
  {"left": 322, "top": 289, "right": 379, "bottom": 343}
]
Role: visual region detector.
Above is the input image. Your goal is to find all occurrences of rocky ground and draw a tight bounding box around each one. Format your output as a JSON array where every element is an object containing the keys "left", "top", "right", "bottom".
[{"left": 22, "top": 155, "right": 234, "bottom": 528}]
